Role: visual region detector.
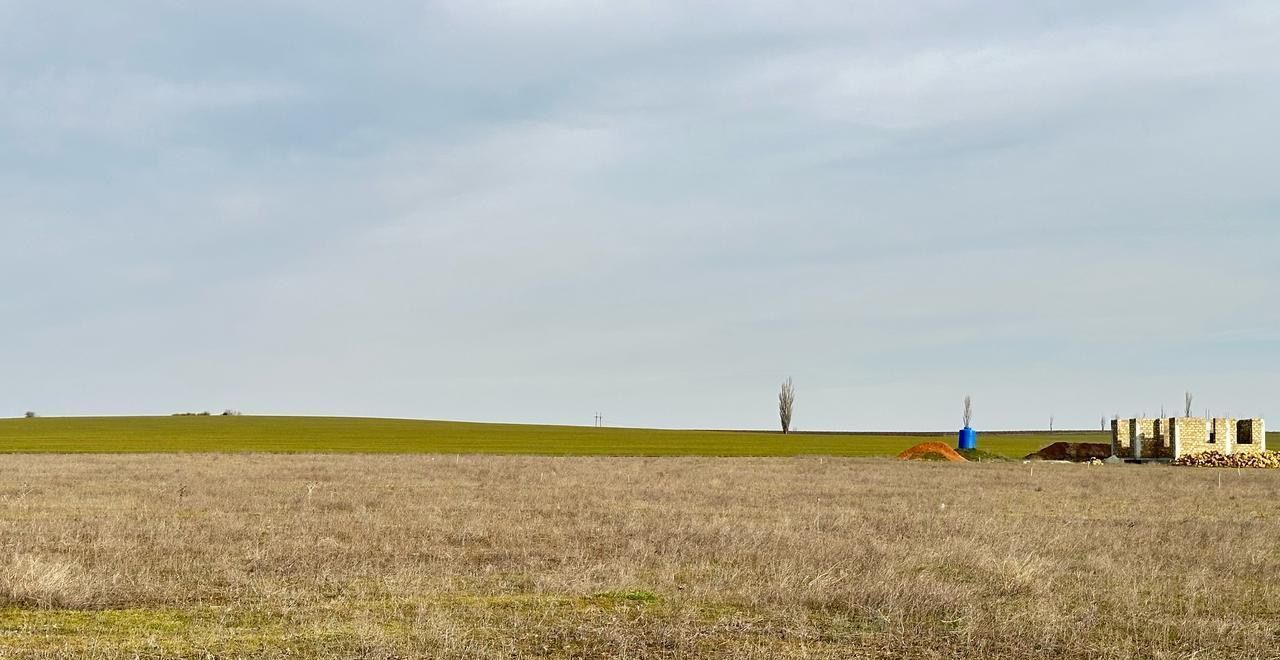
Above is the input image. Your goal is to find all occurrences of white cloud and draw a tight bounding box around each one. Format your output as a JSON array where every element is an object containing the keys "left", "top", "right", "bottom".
[
  {"left": 2, "top": 0, "right": 1278, "bottom": 428},
  {"left": 722, "top": 3, "right": 1280, "bottom": 129},
  {"left": 1, "top": 72, "right": 300, "bottom": 147}
]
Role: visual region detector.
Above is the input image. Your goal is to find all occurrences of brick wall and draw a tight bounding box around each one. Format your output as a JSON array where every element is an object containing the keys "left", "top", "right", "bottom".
[
  {"left": 1116, "top": 419, "right": 1161, "bottom": 459},
  {"left": 1234, "top": 419, "right": 1267, "bottom": 453},
  {"left": 1139, "top": 418, "right": 1164, "bottom": 458},
  {"left": 1113, "top": 418, "right": 1177, "bottom": 458},
  {"left": 1172, "top": 417, "right": 1211, "bottom": 457},
  {"left": 1152, "top": 418, "right": 1170, "bottom": 458},
  {"left": 1110, "top": 417, "right": 1262, "bottom": 458},
  {"left": 1112, "top": 419, "right": 1129, "bottom": 456},
  {"left": 1212, "top": 418, "right": 1238, "bottom": 455}
]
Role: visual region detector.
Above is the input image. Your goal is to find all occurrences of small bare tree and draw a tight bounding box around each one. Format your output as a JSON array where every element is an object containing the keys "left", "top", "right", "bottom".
[
  {"left": 963, "top": 395, "right": 972, "bottom": 428},
  {"left": 778, "top": 378, "right": 795, "bottom": 434},
  {"left": 1184, "top": 391, "right": 1193, "bottom": 418}
]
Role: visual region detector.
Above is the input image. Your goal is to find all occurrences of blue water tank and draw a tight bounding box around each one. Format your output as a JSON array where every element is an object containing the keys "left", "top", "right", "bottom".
[{"left": 958, "top": 427, "right": 977, "bottom": 450}]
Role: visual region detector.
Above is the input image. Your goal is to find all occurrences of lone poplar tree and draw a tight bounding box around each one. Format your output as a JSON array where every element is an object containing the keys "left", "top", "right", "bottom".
[{"left": 778, "top": 378, "right": 795, "bottom": 434}]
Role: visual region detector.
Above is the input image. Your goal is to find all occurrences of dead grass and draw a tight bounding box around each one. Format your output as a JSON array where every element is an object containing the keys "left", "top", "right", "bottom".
[
  {"left": 0, "top": 454, "right": 1278, "bottom": 658},
  {"left": 0, "top": 554, "right": 96, "bottom": 609}
]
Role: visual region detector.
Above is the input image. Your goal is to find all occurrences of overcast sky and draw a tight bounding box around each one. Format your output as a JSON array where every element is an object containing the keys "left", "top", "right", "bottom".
[{"left": 3, "top": 1, "right": 1278, "bottom": 430}]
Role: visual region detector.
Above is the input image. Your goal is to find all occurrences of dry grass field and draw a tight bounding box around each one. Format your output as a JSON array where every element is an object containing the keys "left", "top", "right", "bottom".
[{"left": 1, "top": 454, "right": 1278, "bottom": 659}]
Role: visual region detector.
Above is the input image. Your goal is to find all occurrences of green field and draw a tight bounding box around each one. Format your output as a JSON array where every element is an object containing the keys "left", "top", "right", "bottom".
[{"left": 0, "top": 415, "right": 1129, "bottom": 457}]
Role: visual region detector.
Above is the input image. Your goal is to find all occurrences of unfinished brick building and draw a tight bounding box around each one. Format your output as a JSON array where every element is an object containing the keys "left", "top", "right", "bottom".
[{"left": 1111, "top": 417, "right": 1266, "bottom": 460}]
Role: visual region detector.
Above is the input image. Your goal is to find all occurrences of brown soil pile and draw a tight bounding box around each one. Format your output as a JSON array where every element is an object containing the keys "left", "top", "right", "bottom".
[
  {"left": 1024, "top": 442, "right": 1113, "bottom": 461},
  {"left": 897, "top": 442, "right": 967, "bottom": 462}
]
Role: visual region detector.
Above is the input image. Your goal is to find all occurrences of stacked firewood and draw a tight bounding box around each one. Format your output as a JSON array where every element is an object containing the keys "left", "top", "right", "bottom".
[{"left": 1173, "top": 451, "right": 1280, "bottom": 468}]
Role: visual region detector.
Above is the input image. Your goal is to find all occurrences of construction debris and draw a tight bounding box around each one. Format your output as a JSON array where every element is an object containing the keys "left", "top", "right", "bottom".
[{"left": 1172, "top": 451, "right": 1280, "bottom": 469}]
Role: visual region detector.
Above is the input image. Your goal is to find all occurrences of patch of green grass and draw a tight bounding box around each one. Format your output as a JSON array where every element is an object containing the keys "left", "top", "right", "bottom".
[
  {"left": 592, "top": 590, "right": 661, "bottom": 605},
  {"left": 0, "top": 606, "right": 335, "bottom": 654},
  {"left": 0, "top": 607, "right": 192, "bottom": 636},
  {"left": 0, "top": 415, "right": 1115, "bottom": 458},
  {"left": 957, "top": 448, "right": 1011, "bottom": 462},
  {"left": 435, "top": 594, "right": 581, "bottom": 612}
]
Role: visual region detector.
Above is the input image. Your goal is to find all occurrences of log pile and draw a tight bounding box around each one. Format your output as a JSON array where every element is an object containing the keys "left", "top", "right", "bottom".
[{"left": 1173, "top": 451, "right": 1280, "bottom": 469}]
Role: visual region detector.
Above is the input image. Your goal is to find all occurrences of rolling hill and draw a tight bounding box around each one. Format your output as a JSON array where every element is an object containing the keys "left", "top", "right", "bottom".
[{"left": 0, "top": 415, "right": 1119, "bottom": 457}]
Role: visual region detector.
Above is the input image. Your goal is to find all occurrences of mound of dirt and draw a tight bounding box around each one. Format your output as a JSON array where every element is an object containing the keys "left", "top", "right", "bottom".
[
  {"left": 898, "top": 442, "right": 968, "bottom": 462},
  {"left": 1024, "top": 442, "right": 1113, "bottom": 462}
]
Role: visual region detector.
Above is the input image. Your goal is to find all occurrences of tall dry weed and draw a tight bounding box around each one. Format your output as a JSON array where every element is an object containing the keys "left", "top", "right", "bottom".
[{"left": 0, "top": 553, "right": 96, "bottom": 608}]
